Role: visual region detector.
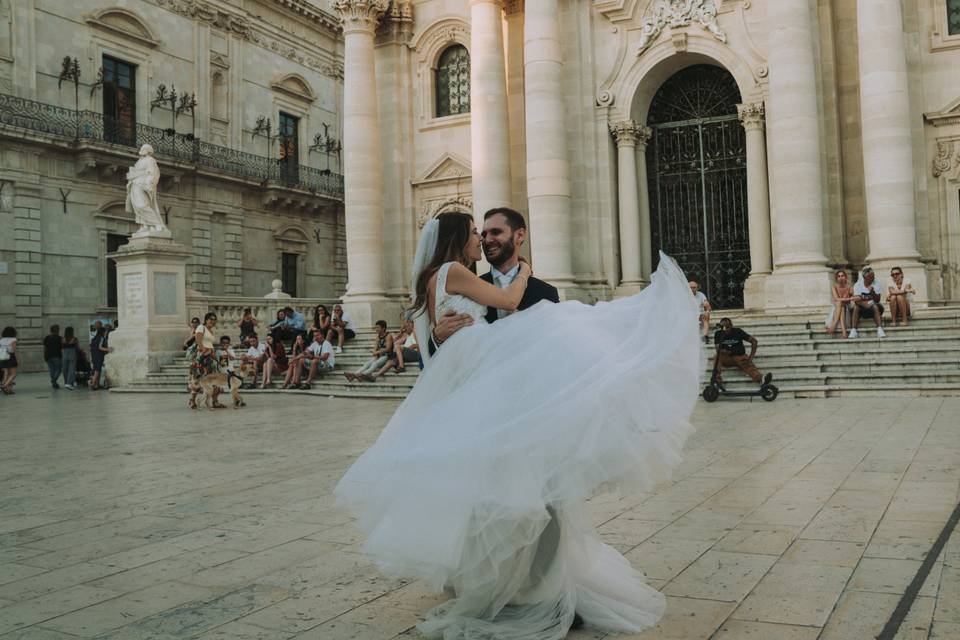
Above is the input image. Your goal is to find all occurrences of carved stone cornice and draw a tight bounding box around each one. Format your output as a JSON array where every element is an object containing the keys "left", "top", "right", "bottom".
[
  {"left": 737, "top": 101, "right": 765, "bottom": 130},
  {"left": 377, "top": 0, "right": 414, "bottom": 45},
  {"left": 332, "top": 0, "right": 389, "bottom": 34},
  {"left": 637, "top": 0, "right": 726, "bottom": 56},
  {"left": 151, "top": 0, "right": 343, "bottom": 79},
  {"left": 609, "top": 120, "right": 651, "bottom": 149},
  {"left": 505, "top": 0, "right": 524, "bottom": 15}
]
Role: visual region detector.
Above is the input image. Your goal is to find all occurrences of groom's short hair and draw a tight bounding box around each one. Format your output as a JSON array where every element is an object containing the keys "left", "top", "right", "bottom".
[{"left": 484, "top": 207, "right": 526, "bottom": 232}]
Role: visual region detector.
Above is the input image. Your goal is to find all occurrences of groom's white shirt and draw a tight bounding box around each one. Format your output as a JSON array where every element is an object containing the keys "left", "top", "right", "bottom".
[{"left": 490, "top": 264, "right": 520, "bottom": 319}]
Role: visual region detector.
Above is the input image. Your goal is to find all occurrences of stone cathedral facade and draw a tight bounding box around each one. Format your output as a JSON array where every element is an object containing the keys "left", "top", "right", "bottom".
[
  {"left": 330, "top": 0, "right": 960, "bottom": 326},
  {"left": 4, "top": 0, "right": 960, "bottom": 364}
]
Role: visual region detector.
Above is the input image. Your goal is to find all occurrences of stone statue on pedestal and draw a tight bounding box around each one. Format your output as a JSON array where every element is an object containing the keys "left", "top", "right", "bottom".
[{"left": 126, "top": 144, "right": 170, "bottom": 237}]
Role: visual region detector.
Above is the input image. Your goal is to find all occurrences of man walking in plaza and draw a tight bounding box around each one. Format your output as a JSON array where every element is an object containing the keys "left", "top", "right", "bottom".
[
  {"left": 43, "top": 325, "right": 63, "bottom": 390},
  {"left": 713, "top": 318, "right": 773, "bottom": 389}
]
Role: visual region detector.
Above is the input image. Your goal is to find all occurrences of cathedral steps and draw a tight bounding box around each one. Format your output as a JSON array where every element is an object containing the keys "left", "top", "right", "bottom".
[{"left": 115, "top": 307, "right": 960, "bottom": 399}]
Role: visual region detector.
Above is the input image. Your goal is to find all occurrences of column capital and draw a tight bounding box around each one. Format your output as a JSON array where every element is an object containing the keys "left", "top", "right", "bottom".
[
  {"left": 609, "top": 120, "right": 651, "bottom": 149},
  {"left": 470, "top": 0, "right": 505, "bottom": 7},
  {"left": 332, "top": 0, "right": 389, "bottom": 34},
  {"left": 737, "top": 102, "right": 765, "bottom": 130},
  {"left": 505, "top": 0, "right": 523, "bottom": 14}
]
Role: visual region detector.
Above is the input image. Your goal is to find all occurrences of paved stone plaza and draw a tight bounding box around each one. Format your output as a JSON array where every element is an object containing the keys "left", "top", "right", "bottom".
[{"left": 1, "top": 373, "right": 958, "bottom": 640}]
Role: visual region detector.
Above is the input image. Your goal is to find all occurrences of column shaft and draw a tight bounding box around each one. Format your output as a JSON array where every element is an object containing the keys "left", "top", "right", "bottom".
[
  {"left": 636, "top": 143, "right": 653, "bottom": 279},
  {"left": 610, "top": 121, "right": 647, "bottom": 287},
  {"left": 767, "top": 1, "right": 827, "bottom": 267},
  {"left": 470, "top": 0, "right": 512, "bottom": 227},
  {"left": 524, "top": 0, "right": 574, "bottom": 284},
  {"left": 336, "top": 1, "right": 389, "bottom": 299},
  {"left": 857, "top": 0, "right": 921, "bottom": 263},
  {"left": 738, "top": 103, "right": 772, "bottom": 275}
]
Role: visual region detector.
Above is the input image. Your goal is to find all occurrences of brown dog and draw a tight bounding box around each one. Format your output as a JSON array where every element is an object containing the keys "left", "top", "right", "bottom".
[{"left": 188, "top": 365, "right": 249, "bottom": 410}]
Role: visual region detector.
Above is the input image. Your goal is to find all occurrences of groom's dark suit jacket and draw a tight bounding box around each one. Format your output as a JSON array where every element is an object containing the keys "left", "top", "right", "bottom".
[{"left": 427, "top": 271, "right": 560, "bottom": 355}]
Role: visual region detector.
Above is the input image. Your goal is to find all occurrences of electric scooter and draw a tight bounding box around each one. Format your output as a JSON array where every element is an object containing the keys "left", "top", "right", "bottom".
[{"left": 702, "top": 351, "right": 778, "bottom": 402}]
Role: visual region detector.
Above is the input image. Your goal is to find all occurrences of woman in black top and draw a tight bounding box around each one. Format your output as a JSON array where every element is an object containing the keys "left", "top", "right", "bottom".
[
  {"left": 89, "top": 324, "right": 113, "bottom": 390},
  {"left": 62, "top": 326, "right": 79, "bottom": 390},
  {"left": 311, "top": 305, "right": 331, "bottom": 337},
  {"left": 237, "top": 308, "right": 258, "bottom": 343}
]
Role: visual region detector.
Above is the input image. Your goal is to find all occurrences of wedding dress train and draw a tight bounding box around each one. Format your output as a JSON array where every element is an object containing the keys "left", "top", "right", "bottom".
[{"left": 334, "top": 253, "right": 702, "bottom": 639}]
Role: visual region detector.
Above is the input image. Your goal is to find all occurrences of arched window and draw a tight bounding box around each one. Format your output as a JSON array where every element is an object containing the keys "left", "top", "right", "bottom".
[{"left": 435, "top": 45, "right": 470, "bottom": 118}]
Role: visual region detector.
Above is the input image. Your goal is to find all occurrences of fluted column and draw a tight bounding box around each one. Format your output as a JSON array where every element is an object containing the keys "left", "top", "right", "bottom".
[
  {"left": 334, "top": 3, "right": 387, "bottom": 292},
  {"left": 764, "top": 0, "right": 830, "bottom": 307},
  {"left": 610, "top": 120, "right": 650, "bottom": 289},
  {"left": 524, "top": 0, "right": 574, "bottom": 286},
  {"left": 737, "top": 102, "right": 772, "bottom": 276},
  {"left": 470, "top": 0, "right": 513, "bottom": 226},
  {"left": 857, "top": 0, "right": 922, "bottom": 267},
  {"left": 333, "top": 0, "right": 390, "bottom": 324}
]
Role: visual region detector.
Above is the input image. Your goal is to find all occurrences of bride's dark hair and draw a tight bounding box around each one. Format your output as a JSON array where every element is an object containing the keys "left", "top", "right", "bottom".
[{"left": 410, "top": 212, "right": 475, "bottom": 315}]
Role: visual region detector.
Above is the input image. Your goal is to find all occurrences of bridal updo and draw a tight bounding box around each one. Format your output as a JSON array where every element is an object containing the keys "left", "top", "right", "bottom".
[{"left": 410, "top": 212, "right": 475, "bottom": 315}]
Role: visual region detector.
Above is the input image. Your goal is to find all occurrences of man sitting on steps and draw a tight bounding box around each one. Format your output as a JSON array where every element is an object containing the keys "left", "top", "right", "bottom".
[
  {"left": 850, "top": 266, "right": 887, "bottom": 339},
  {"left": 713, "top": 318, "right": 773, "bottom": 390}
]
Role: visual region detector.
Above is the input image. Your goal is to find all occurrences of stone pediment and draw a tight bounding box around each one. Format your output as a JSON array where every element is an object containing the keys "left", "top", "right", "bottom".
[
  {"left": 412, "top": 153, "right": 471, "bottom": 185},
  {"left": 925, "top": 96, "right": 960, "bottom": 128},
  {"left": 270, "top": 74, "right": 316, "bottom": 102},
  {"left": 593, "top": 0, "right": 642, "bottom": 23},
  {"left": 86, "top": 8, "right": 160, "bottom": 48}
]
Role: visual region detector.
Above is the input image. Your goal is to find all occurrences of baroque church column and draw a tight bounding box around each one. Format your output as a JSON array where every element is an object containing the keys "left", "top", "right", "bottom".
[
  {"left": 333, "top": 0, "right": 390, "bottom": 323},
  {"left": 737, "top": 102, "right": 772, "bottom": 307},
  {"left": 523, "top": 0, "right": 574, "bottom": 287},
  {"left": 764, "top": 0, "right": 830, "bottom": 307},
  {"left": 856, "top": 0, "right": 926, "bottom": 298},
  {"left": 609, "top": 120, "right": 651, "bottom": 290},
  {"left": 470, "top": 0, "right": 512, "bottom": 224}
]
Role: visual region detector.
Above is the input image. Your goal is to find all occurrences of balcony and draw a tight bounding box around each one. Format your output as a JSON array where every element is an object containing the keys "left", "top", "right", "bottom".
[{"left": 0, "top": 92, "right": 344, "bottom": 202}]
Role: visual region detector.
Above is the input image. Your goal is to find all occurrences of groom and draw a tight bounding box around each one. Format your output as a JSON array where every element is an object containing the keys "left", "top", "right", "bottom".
[{"left": 429, "top": 207, "right": 560, "bottom": 352}]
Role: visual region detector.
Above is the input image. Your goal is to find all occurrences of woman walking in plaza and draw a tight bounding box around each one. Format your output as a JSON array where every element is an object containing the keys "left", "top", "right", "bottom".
[
  {"left": 193, "top": 312, "right": 219, "bottom": 375},
  {"left": 0, "top": 326, "right": 18, "bottom": 395},
  {"left": 336, "top": 212, "right": 701, "bottom": 640},
  {"left": 89, "top": 323, "right": 113, "bottom": 391},
  {"left": 61, "top": 326, "right": 79, "bottom": 390}
]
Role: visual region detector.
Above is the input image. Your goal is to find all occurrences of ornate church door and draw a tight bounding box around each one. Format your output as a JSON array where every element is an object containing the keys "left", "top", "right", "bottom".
[{"left": 646, "top": 64, "right": 750, "bottom": 309}]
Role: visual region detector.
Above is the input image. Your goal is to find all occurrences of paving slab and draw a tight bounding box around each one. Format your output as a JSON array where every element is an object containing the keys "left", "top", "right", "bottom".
[{"left": 1, "top": 374, "right": 958, "bottom": 639}]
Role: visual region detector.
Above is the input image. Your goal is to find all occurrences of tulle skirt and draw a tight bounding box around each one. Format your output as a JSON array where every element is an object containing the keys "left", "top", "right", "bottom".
[{"left": 334, "top": 254, "right": 702, "bottom": 639}]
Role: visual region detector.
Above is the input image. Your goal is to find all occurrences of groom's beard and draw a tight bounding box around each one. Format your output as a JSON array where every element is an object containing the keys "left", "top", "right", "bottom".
[{"left": 484, "top": 238, "right": 516, "bottom": 268}]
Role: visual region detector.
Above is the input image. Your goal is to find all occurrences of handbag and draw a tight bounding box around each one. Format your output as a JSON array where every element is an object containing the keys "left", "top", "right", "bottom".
[{"left": 0, "top": 345, "right": 9, "bottom": 361}]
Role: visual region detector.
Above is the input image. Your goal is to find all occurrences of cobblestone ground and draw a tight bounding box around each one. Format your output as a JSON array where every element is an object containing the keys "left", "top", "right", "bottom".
[{"left": 1, "top": 373, "right": 958, "bottom": 640}]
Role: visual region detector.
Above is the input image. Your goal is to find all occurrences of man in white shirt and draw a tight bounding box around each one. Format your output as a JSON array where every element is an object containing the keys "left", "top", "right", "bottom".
[
  {"left": 851, "top": 267, "right": 886, "bottom": 338},
  {"left": 301, "top": 330, "right": 335, "bottom": 389},
  {"left": 689, "top": 280, "right": 712, "bottom": 344},
  {"left": 330, "top": 304, "right": 357, "bottom": 354},
  {"left": 241, "top": 334, "right": 268, "bottom": 386}
]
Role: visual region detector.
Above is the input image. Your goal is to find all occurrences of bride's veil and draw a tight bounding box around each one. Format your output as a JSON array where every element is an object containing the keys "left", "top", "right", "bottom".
[{"left": 410, "top": 218, "right": 440, "bottom": 369}]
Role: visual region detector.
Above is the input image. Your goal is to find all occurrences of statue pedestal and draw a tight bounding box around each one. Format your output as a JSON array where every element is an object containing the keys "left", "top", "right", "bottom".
[{"left": 106, "top": 235, "right": 192, "bottom": 386}]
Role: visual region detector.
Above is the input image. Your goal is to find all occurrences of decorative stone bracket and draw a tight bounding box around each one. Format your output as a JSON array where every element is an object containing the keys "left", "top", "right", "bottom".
[{"left": 637, "top": 0, "right": 726, "bottom": 55}]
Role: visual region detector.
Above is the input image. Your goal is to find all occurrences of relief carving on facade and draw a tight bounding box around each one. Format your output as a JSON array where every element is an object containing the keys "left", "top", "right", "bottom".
[
  {"left": 152, "top": 0, "right": 343, "bottom": 79},
  {"left": 932, "top": 140, "right": 957, "bottom": 178},
  {"left": 417, "top": 196, "right": 474, "bottom": 228},
  {"left": 331, "top": 0, "right": 390, "bottom": 33},
  {"left": 636, "top": 0, "right": 726, "bottom": 55}
]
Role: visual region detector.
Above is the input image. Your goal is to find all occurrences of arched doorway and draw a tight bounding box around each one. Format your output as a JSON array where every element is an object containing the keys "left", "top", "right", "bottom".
[{"left": 646, "top": 64, "right": 749, "bottom": 309}]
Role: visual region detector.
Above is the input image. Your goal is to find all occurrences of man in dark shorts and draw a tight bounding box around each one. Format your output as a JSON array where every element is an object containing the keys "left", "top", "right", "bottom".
[{"left": 713, "top": 318, "right": 773, "bottom": 389}]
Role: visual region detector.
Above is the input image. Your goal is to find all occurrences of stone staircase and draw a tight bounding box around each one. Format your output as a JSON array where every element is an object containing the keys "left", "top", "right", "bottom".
[{"left": 114, "top": 307, "right": 960, "bottom": 399}]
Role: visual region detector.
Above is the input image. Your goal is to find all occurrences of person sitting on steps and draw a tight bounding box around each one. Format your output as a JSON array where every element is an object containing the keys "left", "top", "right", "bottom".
[
  {"left": 850, "top": 266, "right": 887, "bottom": 339},
  {"left": 713, "top": 318, "right": 773, "bottom": 391}
]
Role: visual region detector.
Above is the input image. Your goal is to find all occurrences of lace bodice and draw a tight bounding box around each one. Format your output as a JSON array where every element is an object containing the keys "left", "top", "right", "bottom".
[{"left": 435, "top": 262, "right": 489, "bottom": 326}]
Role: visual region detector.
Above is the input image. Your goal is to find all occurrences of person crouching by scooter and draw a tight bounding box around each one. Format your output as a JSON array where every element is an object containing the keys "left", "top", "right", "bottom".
[{"left": 713, "top": 318, "right": 773, "bottom": 390}]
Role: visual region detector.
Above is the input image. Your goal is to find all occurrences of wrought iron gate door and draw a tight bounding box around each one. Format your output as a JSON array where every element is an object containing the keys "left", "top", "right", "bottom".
[{"left": 645, "top": 65, "right": 750, "bottom": 309}]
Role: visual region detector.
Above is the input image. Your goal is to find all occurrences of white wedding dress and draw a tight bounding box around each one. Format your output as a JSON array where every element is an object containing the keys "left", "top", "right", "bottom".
[{"left": 334, "top": 253, "right": 702, "bottom": 639}]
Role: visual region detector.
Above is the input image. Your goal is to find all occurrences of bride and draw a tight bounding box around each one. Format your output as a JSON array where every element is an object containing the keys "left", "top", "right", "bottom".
[{"left": 335, "top": 212, "right": 702, "bottom": 639}]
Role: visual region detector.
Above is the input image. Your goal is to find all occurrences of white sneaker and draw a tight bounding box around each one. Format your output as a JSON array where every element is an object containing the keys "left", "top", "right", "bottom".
[
  {"left": 335, "top": 347, "right": 342, "bottom": 354},
  {"left": 877, "top": 327, "right": 887, "bottom": 338},
  {"left": 64, "top": 384, "right": 74, "bottom": 390},
  {"left": 849, "top": 328, "right": 859, "bottom": 339}
]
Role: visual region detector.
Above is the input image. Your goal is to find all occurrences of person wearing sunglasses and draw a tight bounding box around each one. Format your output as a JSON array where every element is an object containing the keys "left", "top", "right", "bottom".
[{"left": 887, "top": 267, "right": 916, "bottom": 327}]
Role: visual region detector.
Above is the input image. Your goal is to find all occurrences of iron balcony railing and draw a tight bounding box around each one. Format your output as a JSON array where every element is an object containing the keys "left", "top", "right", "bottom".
[{"left": 0, "top": 92, "right": 344, "bottom": 200}]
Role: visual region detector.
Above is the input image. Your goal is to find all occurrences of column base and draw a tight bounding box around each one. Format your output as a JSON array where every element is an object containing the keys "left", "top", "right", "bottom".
[
  {"left": 743, "top": 273, "right": 770, "bottom": 311},
  {"left": 763, "top": 265, "right": 833, "bottom": 310},
  {"left": 614, "top": 280, "right": 649, "bottom": 298},
  {"left": 864, "top": 259, "right": 930, "bottom": 308},
  {"left": 342, "top": 293, "right": 406, "bottom": 329}
]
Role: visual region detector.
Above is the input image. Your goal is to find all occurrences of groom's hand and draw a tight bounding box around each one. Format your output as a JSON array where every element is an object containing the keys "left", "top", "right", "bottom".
[{"left": 434, "top": 310, "right": 473, "bottom": 344}]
